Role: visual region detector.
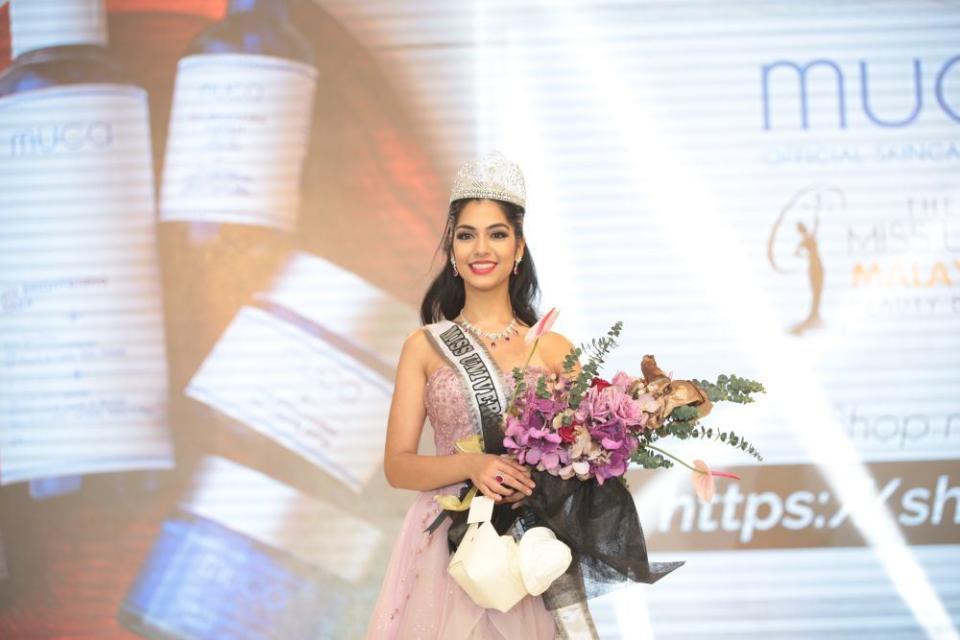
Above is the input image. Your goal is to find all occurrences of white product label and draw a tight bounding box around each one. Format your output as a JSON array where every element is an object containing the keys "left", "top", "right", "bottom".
[
  {"left": 186, "top": 305, "right": 393, "bottom": 493},
  {"left": 160, "top": 53, "right": 318, "bottom": 231},
  {"left": 0, "top": 84, "right": 173, "bottom": 485},
  {"left": 183, "top": 456, "right": 383, "bottom": 583},
  {"left": 258, "top": 251, "right": 413, "bottom": 366}
]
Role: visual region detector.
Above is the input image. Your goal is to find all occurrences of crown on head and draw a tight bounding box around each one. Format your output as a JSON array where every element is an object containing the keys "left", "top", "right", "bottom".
[{"left": 449, "top": 151, "right": 526, "bottom": 209}]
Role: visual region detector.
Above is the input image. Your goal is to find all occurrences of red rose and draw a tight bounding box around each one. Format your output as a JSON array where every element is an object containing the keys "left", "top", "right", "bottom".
[
  {"left": 591, "top": 377, "right": 612, "bottom": 391},
  {"left": 558, "top": 425, "right": 577, "bottom": 443}
]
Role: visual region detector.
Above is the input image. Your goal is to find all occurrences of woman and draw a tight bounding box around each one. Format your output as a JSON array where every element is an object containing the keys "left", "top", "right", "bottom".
[
  {"left": 790, "top": 218, "right": 824, "bottom": 336},
  {"left": 366, "top": 152, "right": 587, "bottom": 639}
]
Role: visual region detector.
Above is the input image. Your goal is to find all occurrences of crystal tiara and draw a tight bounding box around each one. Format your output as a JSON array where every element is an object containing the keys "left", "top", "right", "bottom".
[{"left": 449, "top": 151, "right": 526, "bottom": 209}]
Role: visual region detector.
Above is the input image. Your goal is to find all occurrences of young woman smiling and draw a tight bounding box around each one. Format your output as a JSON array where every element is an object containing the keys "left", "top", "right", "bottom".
[{"left": 366, "top": 152, "right": 596, "bottom": 639}]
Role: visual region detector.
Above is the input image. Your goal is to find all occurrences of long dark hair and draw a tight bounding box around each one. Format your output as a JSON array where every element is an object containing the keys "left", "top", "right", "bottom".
[{"left": 420, "top": 198, "right": 540, "bottom": 326}]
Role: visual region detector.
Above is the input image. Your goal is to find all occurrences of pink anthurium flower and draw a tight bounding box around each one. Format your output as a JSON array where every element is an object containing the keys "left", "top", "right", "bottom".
[
  {"left": 526, "top": 307, "right": 558, "bottom": 344},
  {"left": 504, "top": 307, "right": 560, "bottom": 417},
  {"left": 517, "top": 307, "right": 559, "bottom": 375},
  {"left": 692, "top": 459, "right": 741, "bottom": 502}
]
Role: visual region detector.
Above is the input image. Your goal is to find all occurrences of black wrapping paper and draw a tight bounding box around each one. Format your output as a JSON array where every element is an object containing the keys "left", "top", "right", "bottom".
[{"left": 445, "top": 469, "right": 684, "bottom": 603}]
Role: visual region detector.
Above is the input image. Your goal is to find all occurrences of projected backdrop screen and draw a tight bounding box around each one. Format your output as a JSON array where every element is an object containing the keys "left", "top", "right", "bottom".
[{"left": 0, "top": 0, "right": 957, "bottom": 638}]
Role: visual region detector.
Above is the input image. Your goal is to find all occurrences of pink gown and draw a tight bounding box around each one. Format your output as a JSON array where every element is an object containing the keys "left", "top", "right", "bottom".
[{"left": 366, "top": 365, "right": 557, "bottom": 639}]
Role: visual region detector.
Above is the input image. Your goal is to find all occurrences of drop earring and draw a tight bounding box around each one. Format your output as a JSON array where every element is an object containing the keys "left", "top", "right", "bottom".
[
  {"left": 451, "top": 256, "right": 459, "bottom": 277},
  {"left": 513, "top": 257, "right": 522, "bottom": 275}
]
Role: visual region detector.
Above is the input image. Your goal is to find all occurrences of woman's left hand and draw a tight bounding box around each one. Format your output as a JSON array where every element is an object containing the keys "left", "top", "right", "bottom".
[{"left": 503, "top": 490, "right": 526, "bottom": 509}]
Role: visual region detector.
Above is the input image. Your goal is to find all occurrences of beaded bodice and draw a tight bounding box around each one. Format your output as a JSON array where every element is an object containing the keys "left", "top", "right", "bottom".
[{"left": 424, "top": 365, "right": 549, "bottom": 455}]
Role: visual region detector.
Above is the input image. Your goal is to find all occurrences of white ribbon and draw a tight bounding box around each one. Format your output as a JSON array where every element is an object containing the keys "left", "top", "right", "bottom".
[{"left": 448, "top": 521, "right": 573, "bottom": 613}]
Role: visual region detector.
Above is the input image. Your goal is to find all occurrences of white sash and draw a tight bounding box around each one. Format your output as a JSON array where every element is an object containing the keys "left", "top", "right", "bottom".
[{"left": 423, "top": 320, "right": 510, "bottom": 451}]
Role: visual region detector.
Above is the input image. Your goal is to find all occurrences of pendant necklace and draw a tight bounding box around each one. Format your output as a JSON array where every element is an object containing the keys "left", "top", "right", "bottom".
[{"left": 456, "top": 313, "right": 519, "bottom": 348}]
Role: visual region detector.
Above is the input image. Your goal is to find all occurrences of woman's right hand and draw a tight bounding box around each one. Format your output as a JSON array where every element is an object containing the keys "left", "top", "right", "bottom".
[{"left": 466, "top": 453, "right": 536, "bottom": 502}]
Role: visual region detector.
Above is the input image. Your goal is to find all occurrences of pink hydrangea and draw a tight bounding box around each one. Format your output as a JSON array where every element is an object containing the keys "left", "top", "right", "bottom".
[{"left": 506, "top": 375, "right": 642, "bottom": 484}]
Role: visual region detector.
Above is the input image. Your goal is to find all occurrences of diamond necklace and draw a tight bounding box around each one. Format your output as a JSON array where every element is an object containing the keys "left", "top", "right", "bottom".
[{"left": 456, "top": 313, "right": 519, "bottom": 348}]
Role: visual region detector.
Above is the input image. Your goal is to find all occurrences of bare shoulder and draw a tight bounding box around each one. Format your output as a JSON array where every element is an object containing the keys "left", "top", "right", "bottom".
[
  {"left": 399, "top": 326, "right": 450, "bottom": 378},
  {"left": 397, "top": 327, "right": 432, "bottom": 376},
  {"left": 538, "top": 331, "right": 578, "bottom": 375},
  {"left": 402, "top": 326, "right": 431, "bottom": 352}
]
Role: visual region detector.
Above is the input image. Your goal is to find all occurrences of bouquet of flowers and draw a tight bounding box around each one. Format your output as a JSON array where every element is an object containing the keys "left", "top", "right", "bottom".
[
  {"left": 435, "top": 308, "right": 765, "bottom": 610},
  {"left": 505, "top": 312, "right": 764, "bottom": 501}
]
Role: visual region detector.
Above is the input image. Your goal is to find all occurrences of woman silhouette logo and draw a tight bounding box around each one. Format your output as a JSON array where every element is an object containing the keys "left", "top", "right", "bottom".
[{"left": 767, "top": 186, "right": 845, "bottom": 336}]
